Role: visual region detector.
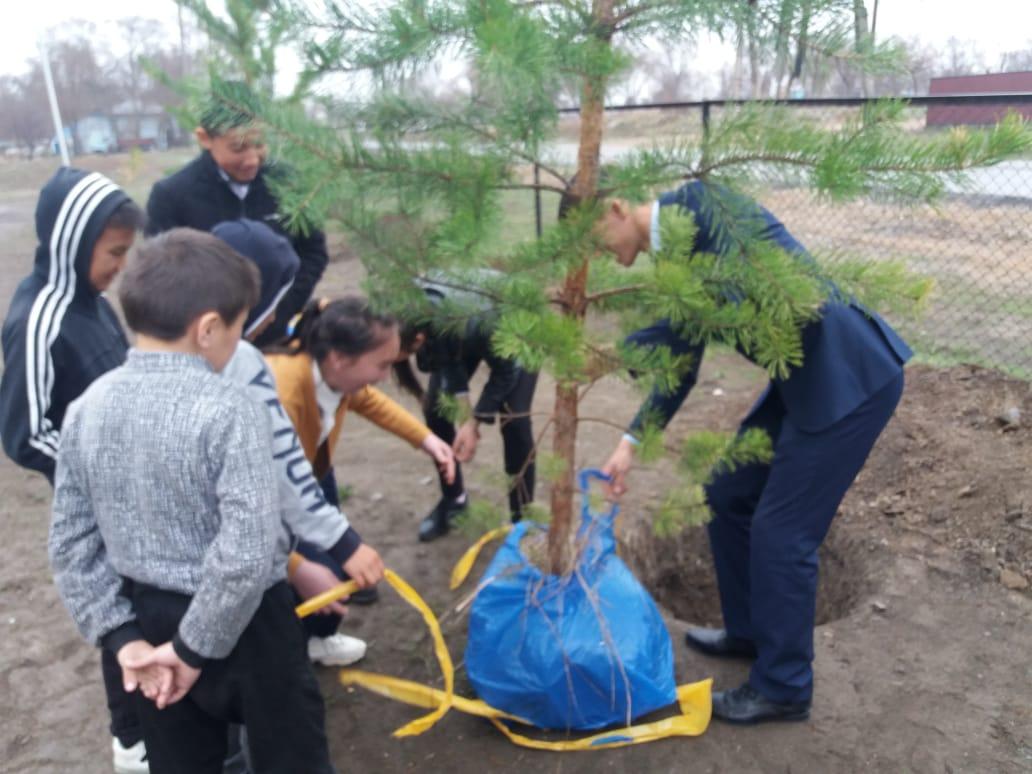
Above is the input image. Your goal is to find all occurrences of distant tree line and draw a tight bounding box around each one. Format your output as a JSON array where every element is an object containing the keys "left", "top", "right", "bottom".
[{"left": 0, "top": 17, "right": 205, "bottom": 157}]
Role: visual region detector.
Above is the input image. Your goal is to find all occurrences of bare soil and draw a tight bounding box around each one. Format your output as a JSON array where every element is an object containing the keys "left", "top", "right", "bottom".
[{"left": 1, "top": 154, "right": 1029, "bottom": 773}]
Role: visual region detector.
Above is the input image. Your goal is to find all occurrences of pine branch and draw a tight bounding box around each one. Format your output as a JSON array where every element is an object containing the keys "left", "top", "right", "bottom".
[{"left": 584, "top": 284, "right": 646, "bottom": 304}]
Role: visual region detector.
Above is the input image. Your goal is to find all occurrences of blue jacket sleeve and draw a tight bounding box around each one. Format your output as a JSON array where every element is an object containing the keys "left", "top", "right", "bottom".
[{"left": 625, "top": 320, "right": 706, "bottom": 436}]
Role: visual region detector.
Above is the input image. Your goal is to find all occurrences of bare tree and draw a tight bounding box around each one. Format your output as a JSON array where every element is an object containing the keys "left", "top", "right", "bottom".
[
  {"left": 116, "top": 17, "right": 167, "bottom": 140},
  {"left": 608, "top": 48, "right": 657, "bottom": 105},
  {"left": 998, "top": 44, "right": 1032, "bottom": 73},
  {"left": 939, "top": 37, "right": 986, "bottom": 77},
  {"left": 644, "top": 45, "right": 699, "bottom": 103},
  {"left": 0, "top": 74, "right": 51, "bottom": 157}
]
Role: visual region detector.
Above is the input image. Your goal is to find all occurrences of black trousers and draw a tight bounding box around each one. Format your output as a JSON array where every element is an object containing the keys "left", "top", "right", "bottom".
[
  {"left": 127, "top": 580, "right": 335, "bottom": 774},
  {"left": 101, "top": 646, "right": 143, "bottom": 747},
  {"left": 425, "top": 367, "right": 538, "bottom": 519}
]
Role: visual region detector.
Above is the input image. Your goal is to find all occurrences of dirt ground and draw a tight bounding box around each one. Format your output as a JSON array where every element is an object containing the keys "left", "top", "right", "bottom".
[{"left": 1, "top": 155, "right": 1030, "bottom": 773}]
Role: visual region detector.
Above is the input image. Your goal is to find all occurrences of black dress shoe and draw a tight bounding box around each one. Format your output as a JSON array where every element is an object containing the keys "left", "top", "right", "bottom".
[
  {"left": 712, "top": 683, "right": 810, "bottom": 724},
  {"left": 684, "top": 626, "right": 757, "bottom": 658},
  {"left": 418, "top": 497, "right": 468, "bottom": 542}
]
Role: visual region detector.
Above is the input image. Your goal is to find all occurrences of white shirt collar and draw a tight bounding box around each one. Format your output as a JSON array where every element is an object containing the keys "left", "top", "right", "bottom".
[
  {"left": 650, "top": 200, "right": 661, "bottom": 252},
  {"left": 313, "top": 362, "right": 341, "bottom": 446},
  {"left": 217, "top": 167, "right": 249, "bottom": 200}
]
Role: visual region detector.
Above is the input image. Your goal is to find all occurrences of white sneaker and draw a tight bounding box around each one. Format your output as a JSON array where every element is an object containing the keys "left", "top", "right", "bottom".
[
  {"left": 112, "top": 737, "right": 149, "bottom": 774},
  {"left": 307, "top": 633, "right": 367, "bottom": 666}
]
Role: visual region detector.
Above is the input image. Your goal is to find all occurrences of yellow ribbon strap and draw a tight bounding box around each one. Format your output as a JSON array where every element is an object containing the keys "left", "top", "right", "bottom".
[
  {"left": 295, "top": 570, "right": 456, "bottom": 738},
  {"left": 296, "top": 564, "right": 712, "bottom": 750},
  {"left": 341, "top": 666, "right": 712, "bottom": 751},
  {"left": 449, "top": 525, "right": 513, "bottom": 590},
  {"left": 294, "top": 580, "right": 359, "bottom": 619},
  {"left": 339, "top": 670, "right": 531, "bottom": 724},
  {"left": 378, "top": 569, "right": 455, "bottom": 737}
]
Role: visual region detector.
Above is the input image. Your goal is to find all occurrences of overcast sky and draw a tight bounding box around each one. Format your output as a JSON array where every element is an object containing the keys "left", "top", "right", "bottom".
[{"left": 1, "top": 0, "right": 1029, "bottom": 87}]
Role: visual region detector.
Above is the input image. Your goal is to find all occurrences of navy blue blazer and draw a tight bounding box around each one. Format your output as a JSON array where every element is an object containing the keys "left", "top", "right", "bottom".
[{"left": 628, "top": 182, "right": 911, "bottom": 434}]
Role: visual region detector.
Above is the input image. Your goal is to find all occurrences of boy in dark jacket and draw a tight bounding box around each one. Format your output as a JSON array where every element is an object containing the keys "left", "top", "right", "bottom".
[
  {"left": 0, "top": 167, "right": 150, "bottom": 773},
  {"left": 394, "top": 276, "right": 538, "bottom": 541},
  {"left": 144, "top": 82, "right": 328, "bottom": 347}
]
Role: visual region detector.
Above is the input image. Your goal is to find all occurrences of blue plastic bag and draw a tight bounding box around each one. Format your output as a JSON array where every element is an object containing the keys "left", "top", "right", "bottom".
[{"left": 465, "top": 470, "right": 677, "bottom": 730}]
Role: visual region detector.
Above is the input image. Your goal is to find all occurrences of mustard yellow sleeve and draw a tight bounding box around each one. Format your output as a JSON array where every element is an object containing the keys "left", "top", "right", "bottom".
[
  {"left": 349, "top": 386, "right": 431, "bottom": 448},
  {"left": 287, "top": 551, "right": 304, "bottom": 581}
]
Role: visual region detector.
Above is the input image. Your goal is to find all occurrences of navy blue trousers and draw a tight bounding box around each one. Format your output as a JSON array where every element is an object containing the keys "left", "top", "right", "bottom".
[
  {"left": 290, "top": 471, "right": 349, "bottom": 639},
  {"left": 704, "top": 371, "right": 904, "bottom": 704}
]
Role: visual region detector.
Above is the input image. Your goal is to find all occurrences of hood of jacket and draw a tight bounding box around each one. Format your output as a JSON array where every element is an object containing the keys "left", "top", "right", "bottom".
[
  {"left": 211, "top": 218, "right": 300, "bottom": 336},
  {"left": 33, "top": 167, "right": 131, "bottom": 301}
]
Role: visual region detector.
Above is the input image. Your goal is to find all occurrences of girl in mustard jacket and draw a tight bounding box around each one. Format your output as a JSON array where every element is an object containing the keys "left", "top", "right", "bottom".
[{"left": 265, "top": 297, "right": 455, "bottom": 609}]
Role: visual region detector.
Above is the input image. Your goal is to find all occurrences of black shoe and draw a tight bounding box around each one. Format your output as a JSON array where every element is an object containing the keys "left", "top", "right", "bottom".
[
  {"left": 418, "top": 497, "right": 468, "bottom": 542},
  {"left": 712, "top": 683, "right": 811, "bottom": 724},
  {"left": 347, "top": 586, "right": 379, "bottom": 605},
  {"left": 684, "top": 626, "right": 758, "bottom": 658}
]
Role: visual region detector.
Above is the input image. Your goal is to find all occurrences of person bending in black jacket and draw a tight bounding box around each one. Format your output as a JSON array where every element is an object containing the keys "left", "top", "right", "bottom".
[
  {"left": 145, "top": 82, "right": 328, "bottom": 347},
  {"left": 394, "top": 279, "right": 538, "bottom": 542}
]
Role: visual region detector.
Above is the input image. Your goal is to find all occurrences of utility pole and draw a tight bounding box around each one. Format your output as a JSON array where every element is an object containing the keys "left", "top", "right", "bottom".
[{"left": 39, "top": 37, "right": 70, "bottom": 166}]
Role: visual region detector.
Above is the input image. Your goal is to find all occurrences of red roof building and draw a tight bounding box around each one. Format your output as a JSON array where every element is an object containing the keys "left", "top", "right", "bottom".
[{"left": 927, "top": 71, "right": 1032, "bottom": 126}]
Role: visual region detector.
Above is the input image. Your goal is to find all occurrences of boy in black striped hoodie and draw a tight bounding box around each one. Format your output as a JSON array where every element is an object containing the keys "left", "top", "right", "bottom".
[{"left": 0, "top": 168, "right": 151, "bottom": 773}]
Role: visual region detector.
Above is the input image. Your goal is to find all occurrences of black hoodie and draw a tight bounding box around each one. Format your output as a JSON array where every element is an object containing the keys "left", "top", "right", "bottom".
[
  {"left": 0, "top": 168, "right": 131, "bottom": 483},
  {"left": 211, "top": 218, "right": 300, "bottom": 337}
]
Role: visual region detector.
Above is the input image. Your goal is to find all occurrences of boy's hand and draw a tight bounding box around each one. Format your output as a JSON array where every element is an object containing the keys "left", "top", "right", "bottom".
[
  {"left": 120, "top": 641, "right": 201, "bottom": 709},
  {"left": 117, "top": 640, "right": 173, "bottom": 705},
  {"left": 290, "top": 558, "right": 349, "bottom": 616},
  {"left": 601, "top": 436, "right": 636, "bottom": 499},
  {"left": 343, "top": 543, "right": 384, "bottom": 588},
  {"left": 452, "top": 420, "right": 480, "bottom": 463},
  {"left": 422, "top": 433, "right": 457, "bottom": 484}
]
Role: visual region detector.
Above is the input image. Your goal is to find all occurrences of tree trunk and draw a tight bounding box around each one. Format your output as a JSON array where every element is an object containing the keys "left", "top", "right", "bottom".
[
  {"left": 547, "top": 0, "right": 612, "bottom": 576},
  {"left": 787, "top": 1, "right": 814, "bottom": 98},
  {"left": 732, "top": 26, "right": 745, "bottom": 98},
  {"left": 852, "top": 0, "right": 871, "bottom": 96}
]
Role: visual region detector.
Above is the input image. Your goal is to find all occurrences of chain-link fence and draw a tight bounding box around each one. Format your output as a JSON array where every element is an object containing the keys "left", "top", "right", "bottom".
[{"left": 532, "top": 94, "right": 1032, "bottom": 378}]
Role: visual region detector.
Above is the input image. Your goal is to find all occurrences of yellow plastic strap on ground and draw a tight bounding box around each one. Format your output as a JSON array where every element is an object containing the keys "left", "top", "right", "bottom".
[
  {"left": 487, "top": 680, "right": 711, "bottom": 750},
  {"left": 449, "top": 525, "right": 512, "bottom": 590},
  {"left": 340, "top": 666, "right": 712, "bottom": 751},
  {"left": 339, "top": 670, "right": 531, "bottom": 724},
  {"left": 295, "top": 569, "right": 456, "bottom": 738}
]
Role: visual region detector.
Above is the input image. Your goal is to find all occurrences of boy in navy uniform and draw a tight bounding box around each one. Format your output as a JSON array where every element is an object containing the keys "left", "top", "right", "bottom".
[{"left": 584, "top": 181, "right": 909, "bottom": 724}]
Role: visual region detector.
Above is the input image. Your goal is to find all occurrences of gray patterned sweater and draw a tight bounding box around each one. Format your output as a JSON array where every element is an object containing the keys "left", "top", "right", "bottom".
[{"left": 49, "top": 350, "right": 283, "bottom": 666}]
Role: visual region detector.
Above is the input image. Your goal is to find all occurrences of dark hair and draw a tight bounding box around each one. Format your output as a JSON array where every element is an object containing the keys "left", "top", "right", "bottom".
[
  {"left": 199, "top": 79, "right": 260, "bottom": 137},
  {"left": 119, "top": 228, "right": 260, "bottom": 340},
  {"left": 557, "top": 170, "right": 614, "bottom": 220},
  {"left": 273, "top": 296, "right": 398, "bottom": 363},
  {"left": 105, "top": 199, "right": 146, "bottom": 232},
  {"left": 392, "top": 319, "right": 429, "bottom": 401}
]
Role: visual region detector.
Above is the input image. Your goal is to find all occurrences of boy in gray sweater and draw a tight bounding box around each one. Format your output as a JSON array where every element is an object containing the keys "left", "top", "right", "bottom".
[{"left": 48, "top": 228, "right": 335, "bottom": 774}]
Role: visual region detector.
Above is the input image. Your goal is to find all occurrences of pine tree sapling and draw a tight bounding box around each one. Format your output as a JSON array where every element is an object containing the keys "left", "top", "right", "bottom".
[
  {"left": 209, "top": 0, "right": 1032, "bottom": 577},
  {"left": 189, "top": 0, "right": 1032, "bottom": 736}
]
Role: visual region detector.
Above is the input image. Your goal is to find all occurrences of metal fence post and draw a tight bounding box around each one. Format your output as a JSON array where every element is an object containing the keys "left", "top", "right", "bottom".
[{"left": 534, "top": 163, "right": 543, "bottom": 239}]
